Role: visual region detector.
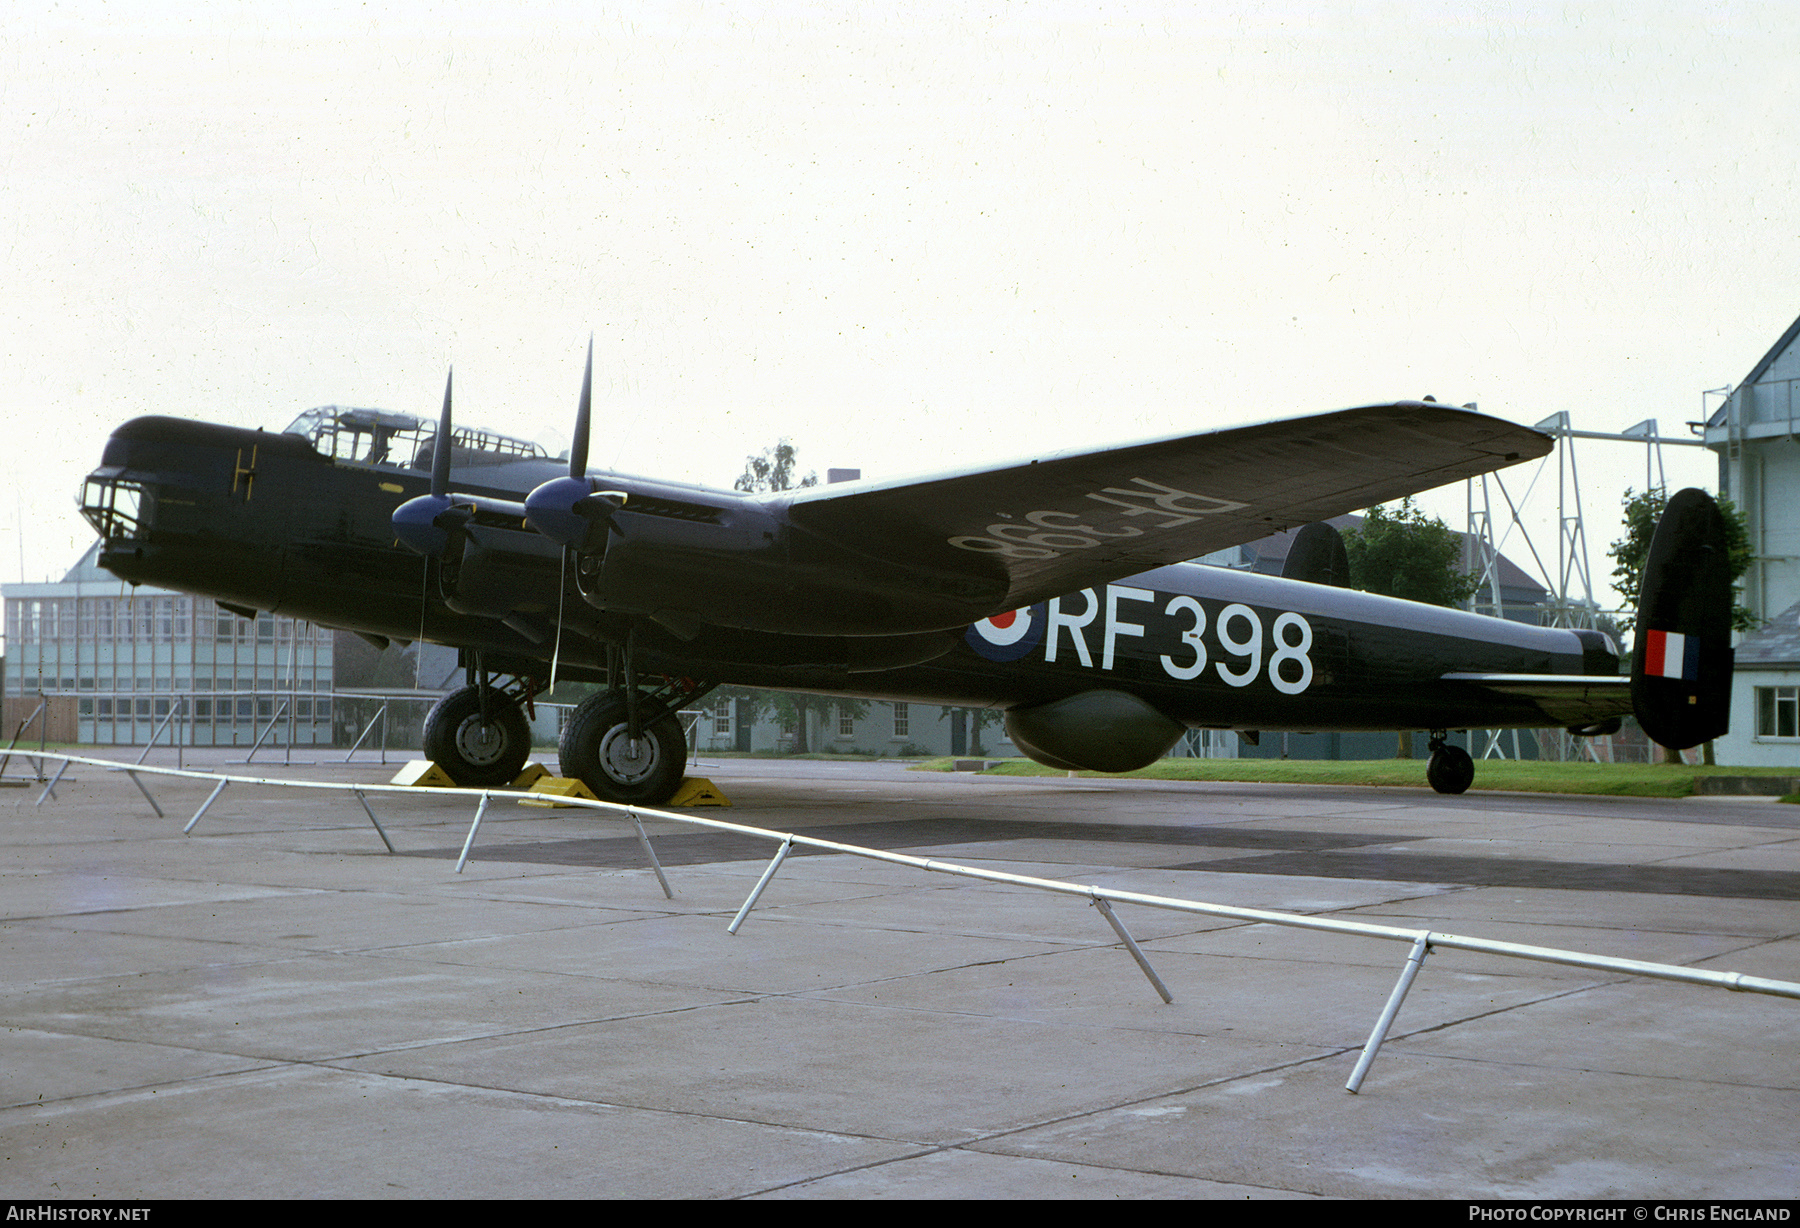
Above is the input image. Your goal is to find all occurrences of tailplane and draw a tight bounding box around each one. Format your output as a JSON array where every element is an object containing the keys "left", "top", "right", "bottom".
[{"left": 1631, "top": 488, "right": 1734, "bottom": 750}]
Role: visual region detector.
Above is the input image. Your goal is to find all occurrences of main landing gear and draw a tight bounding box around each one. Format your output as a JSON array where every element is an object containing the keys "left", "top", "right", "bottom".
[
  {"left": 420, "top": 646, "right": 713, "bottom": 806},
  {"left": 1425, "top": 730, "right": 1474, "bottom": 795},
  {"left": 422, "top": 679, "right": 535, "bottom": 788},
  {"left": 559, "top": 672, "right": 714, "bottom": 807}
]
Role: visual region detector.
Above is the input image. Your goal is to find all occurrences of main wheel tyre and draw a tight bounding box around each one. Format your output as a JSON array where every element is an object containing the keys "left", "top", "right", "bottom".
[
  {"left": 422, "top": 686, "right": 532, "bottom": 788},
  {"left": 559, "top": 692, "right": 687, "bottom": 806},
  {"left": 1426, "top": 743, "right": 1475, "bottom": 795}
]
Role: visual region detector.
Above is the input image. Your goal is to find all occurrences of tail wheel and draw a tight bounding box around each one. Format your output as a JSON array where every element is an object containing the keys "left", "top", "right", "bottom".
[
  {"left": 1426, "top": 743, "right": 1475, "bottom": 795},
  {"left": 422, "top": 686, "right": 532, "bottom": 788},
  {"left": 559, "top": 692, "right": 687, "bottom": 806}
]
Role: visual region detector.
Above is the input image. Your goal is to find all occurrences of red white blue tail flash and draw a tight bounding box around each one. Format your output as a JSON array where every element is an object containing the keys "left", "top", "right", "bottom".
[{"left": 1642, "top": 628, "right": 1699, "bottom": 681}]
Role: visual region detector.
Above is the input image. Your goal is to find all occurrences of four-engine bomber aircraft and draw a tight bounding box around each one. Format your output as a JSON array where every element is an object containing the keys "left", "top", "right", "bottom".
[{"left": 79, "top": 348, "right": 1734, "bottom": 805}]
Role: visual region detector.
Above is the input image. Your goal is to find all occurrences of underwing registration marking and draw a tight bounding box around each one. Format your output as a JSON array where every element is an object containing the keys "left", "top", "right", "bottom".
[{"left": 947, "top": 479, "right": 1249, "bottom": 560}]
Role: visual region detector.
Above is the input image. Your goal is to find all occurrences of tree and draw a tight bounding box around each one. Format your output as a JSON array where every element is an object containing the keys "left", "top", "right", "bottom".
[
  {"left": 1607, "top": 487, "right": 1755, "bottom": 639},
  {"left": 734, "top": 438, "right": 818, "bottom": 494},
  {"left": 707, "top": 685, "right": 772, "bottom": 729},
  {"left": 1343, "top": 497, "right": 1481, "bottom": 609},
  {"left": 770, "top": 694, "right": 869, "bottom": 754},
  {"left": 1343, "top": 498, "right": 1479, "bottom": 757}
]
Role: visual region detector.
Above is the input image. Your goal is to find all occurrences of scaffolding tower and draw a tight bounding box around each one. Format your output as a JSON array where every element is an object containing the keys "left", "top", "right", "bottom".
[{"left": 1463, "top": 412, "right": 1708, "bottom": 762}]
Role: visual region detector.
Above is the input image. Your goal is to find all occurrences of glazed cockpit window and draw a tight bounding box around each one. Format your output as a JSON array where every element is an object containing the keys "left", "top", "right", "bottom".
[
  {"left": 80, "top": 475, "right": 147, "bottom": 541},
  {"left": 282, "top": 407, "right": 547, "bottom": 469}
]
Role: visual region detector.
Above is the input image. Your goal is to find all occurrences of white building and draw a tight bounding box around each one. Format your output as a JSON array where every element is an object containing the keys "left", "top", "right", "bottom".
[
  {"left": 1704, "top": 312, "right": 1800, "bottom": 766},
  {"left": 2, "top": 544, "right": 335, "bottom": 747},
  {"left": 688, "top": 695, "right": 1013, "bottom": 759}
]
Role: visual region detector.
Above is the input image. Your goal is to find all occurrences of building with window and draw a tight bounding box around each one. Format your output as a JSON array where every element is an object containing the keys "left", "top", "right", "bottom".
[
  {"left": 688, "top": 696, "right": 1017, "bottom": 759},
  {"left": 1704, "top": 312, "right": 1800, "bottom": 766},
  {"left": 3, "top": 543, "right": 335, "bottom": 747},
  {"left": 1712, "top": 600, "right": 1800, "bottom": 766},
  {"left": 1755, "top": 676, "right": 1797, "bottom": 741}
]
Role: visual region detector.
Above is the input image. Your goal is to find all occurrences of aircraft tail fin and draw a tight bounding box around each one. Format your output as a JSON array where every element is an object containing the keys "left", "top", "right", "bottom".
[
  {"left": 1630, "top": 488, "right": 1734, "bottom": 750},
  {"left": 1280, "top": 522, "right": 1352, "bottom": 587}
]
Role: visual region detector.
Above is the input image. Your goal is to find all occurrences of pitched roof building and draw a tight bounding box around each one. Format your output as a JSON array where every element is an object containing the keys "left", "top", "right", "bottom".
[{"left": 1703, "top": 312, "right": 1800, "bottom": 765}]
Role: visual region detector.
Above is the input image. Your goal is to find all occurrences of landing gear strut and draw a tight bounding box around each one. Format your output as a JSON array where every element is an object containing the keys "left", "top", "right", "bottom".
[
  {"left": 1425, "top": 730, "right": 1474, "bottom": 795},
  {"left": 422, "top": 683, "right": 533, "bottom": 787}
]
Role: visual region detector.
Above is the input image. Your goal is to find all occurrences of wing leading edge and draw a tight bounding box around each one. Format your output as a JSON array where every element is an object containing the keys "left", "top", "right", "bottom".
[{"left": 781, "top": 401, "right": 1551, "bottom": 613}]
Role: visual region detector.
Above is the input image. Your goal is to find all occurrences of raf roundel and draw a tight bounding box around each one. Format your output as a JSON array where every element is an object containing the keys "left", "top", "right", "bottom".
[{"left": 965, "top": 605, "right": 1045, "bottom": 662}]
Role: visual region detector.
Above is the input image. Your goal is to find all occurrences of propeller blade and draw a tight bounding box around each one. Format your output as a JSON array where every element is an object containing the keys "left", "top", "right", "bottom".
[
  {"left": 431, "top": 367, "right": 454, "bottom": 499},
  {"left": 524, "top": 342, "right": 624, "bottom": 547},
  {"left": 417, "top": 554, "right": 431, "bottom": 648},
  {"left": 569, "top": 336, "right": 592, "bottom": 479},
  {"left": 550, "top": 546, "right": 569, "bottom": 690},
  {"left": 550, "top": 342, "right": 590, "bottom": 687},
  {"left": 393, "top": 366, "right": 463, "bottom": 556}
]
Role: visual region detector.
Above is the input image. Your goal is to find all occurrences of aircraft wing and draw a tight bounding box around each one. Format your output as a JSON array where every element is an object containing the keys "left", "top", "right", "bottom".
[
  {"left": 782, "top": 401, "right": 1551, "bottom": 611},
  {"left": 1440, "top": 673, "right": 1632, "bottom": 727}
]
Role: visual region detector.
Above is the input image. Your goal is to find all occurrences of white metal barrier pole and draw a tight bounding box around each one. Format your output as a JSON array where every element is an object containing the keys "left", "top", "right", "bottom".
[
  {"left": 241, "top": 700, "right": 290, "bottom": 763},
  {"left": 353, "top": 789, "right": 396, "bottom": 854},
  {"left": 29, "top": 753, "right": 1800, "bottom": 1030},
  {"left": 625, "top": 808, "right": 674, "bottom": 899},
  {"left": 728, "top": 837, "right": 794, "bottom": 934},
  {"left": 135, "top": 698, "right": 185, "bottom": 766},
  {"left": 343, "top": 701, "right": 389, "bottom": 762},
  {"left": 1, "top": 699, "right": 48, "bottom": 781},
  {"left": 33, "top": 756, "right": 70, "bottom": 806},
  {"left": 1346, "top": 932, "right": 1432, "bottom": 1094},
  {"left": 454, "top": 793, "right": 492, "bottom": 873},
  {"left": 284, "top": 635, "right": 298, "bottom": 766},
  {"left": 122, "top": 770, "right": 165, "bottom": 819},
  {"left": 184, "top": 779, "right": 230, "bottom": 833},
  {"left": 1091, "top": 895, "right": 1174, "bottom": 1004},
  {"left": 678, "top": 709, "right": 704, "bottom": 771}
]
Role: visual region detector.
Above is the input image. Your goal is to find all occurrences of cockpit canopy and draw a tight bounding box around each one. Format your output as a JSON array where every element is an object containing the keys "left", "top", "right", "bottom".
[{"left": 282, "top": 407, "right": 549, "bottom": 470}]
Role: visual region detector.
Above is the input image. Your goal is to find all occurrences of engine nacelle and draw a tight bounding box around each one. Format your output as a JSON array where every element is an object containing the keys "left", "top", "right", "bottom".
[
  {"left": 1004, "top": 689, "right": 1186, "bottom": 773},
  {"left": 440, "top": 524, "right": 563, "bottom": 618}
]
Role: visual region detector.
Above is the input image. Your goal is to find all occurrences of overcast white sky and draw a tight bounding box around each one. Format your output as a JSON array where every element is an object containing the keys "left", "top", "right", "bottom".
[{"left": 3, "top": 0, "right": 1792, "bottom": 633}]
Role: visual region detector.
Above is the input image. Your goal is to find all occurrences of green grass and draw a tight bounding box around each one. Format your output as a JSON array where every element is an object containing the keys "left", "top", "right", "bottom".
[
  {"left": 915, "top": 755, "right": 1800, "bottom": 798},
  {"left": 686, "top": 744, "right": 954, "bottom": 760}
]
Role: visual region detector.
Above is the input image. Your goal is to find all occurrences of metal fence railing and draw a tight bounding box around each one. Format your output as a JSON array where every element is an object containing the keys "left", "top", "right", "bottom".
[{"left": 22, "top": 751, "right": 1800, "bottom": 1094}]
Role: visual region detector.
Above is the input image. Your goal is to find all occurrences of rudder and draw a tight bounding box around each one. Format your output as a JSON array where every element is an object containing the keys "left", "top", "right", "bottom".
[{"left": 1631, "top": 488, "right": 1734, "bottom": 750}]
